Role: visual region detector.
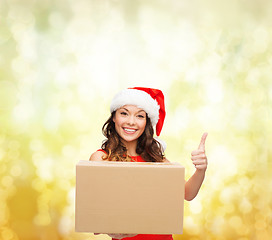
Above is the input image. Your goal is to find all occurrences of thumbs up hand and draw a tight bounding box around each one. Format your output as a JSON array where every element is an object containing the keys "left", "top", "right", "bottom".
[{"left": 191, "top": 133, "right": 208, "bottom": 171}]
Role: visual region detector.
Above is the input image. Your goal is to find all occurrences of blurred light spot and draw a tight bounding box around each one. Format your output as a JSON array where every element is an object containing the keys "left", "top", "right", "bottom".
[
  {"left": 236, "top": 58, "right": 250, "bottom": 73},
  {"left": 209, "top": 145, "right": 237, "bottom": 177},
  {"left": 31, "top": 178, "right": 45, "bottom": 192},
  {"left": 255, "top": 219, "right": 266, "bottom": 230},
  {"left": 68, "top": 188, "right": 75, "bottom": 205},
  {"left": 13, "top": 102, "right": 34, "bottom": 123},
  {"left": 34, "top": 214, "right": 51, "bottom": 226},
  {"left": 58, "top": 179, "right": 71, "bottom": 191},
  {"left": 0, "top": 149, "right": 5, "bottom": 161},
  {"left": 77, "top": 83, "right": 96, "bottom": 102},
  {"left": 11, "top": 56, "right": 31, "bottom": 76},
  {"left": 210, "top": 216, "right": 225, "bottom": 234},
  {"left": 29, "top": 139, "right": 43, "bottom": 152},
  {"left": 0, "top": 202, "right": 9, "bottom": 225},
  {"left": 7, "top": 149, "right": 20, "bottom": 160},
  {"left": 239, "top": 197, "right": 252, "bottom": 214},
  {"left": 198, "top": 106, "right": 217, "bottom": 129},
  {"left": 225, "top": 204, "right": 235, "bottom": 214},
  {"left": 201, "top": 53, "right": 221, "bottom": 76},
  {"left": 65, "top": 105, "right": 83, "bottom": 122},
  {"left": 48, "top": 12, "right": 65, "bottom": 29},
  {"left": 1, "top": 227, "right": 14, "bottom": 240},
  {"left": 166, "top": 107, "right": 190, "bottom": 134},
  {"left": 220, "top": 187, "right": 232, "bottom": 204},
  {"left": 8, "top": 5, "right": 34, "bottom": 24},
  {"left": 184, "top": 216, "right": 200, "bottom": 234},
  {"left": 0, "top": 81, "right": 18, "bottom": 110},
  {"left": 185, "top": 66, "right": 199, "bottom": 83},
  {"left": 233, "top": 106, "right": 251, "bottom": 130},
  {"left": 62, "top": 145, "right": 77, "bottom": 158},
  {"left": 38, "top": 202, "right": 49, "bottom": 212},
  {"left": 55, "top": 68, "right": 71, "bottom": 88},
  {"left": 255, "top": 231, "right": 270, "bottom": 240},
  {"left": 1, "top": 176, "right": 13, "bottom": 188},
  {"left": 34, "top": 157, "right": 54, "bottom": 181},
  {"left": 10, "top": 165, "right": 22, "bottom": 177},
  {"left": 253, "top": 27, "right": 268, "bottom": 54},
  {"left": 246, "top": 68, "right": 260, "bottom": 86},
  {"left": 205, "top": 80, "right": 224, "bottom": 103},
  {"left": 8, "top": 140, "right": 20, "bottom": 150},
  {"left": 189, "top": 199, "right": 202, "bottom": 214},
  {"left": 59, "top": 216, "right": 73, "bottom": 235},
  {"left": 43, "top": 107, "right": 60, "bottom": 131},
  {"left": 229, "top": 216, "right": 243, "bottom": 232}
]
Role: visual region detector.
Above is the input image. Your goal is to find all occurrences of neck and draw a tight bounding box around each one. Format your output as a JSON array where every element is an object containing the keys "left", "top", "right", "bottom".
[{"left": 121, "top": 139, "right": 138, "bottom": 156}]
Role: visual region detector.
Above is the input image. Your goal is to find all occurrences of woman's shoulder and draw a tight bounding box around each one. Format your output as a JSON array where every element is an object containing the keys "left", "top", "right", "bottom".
[{"left": 89, "top": 149, "right": 108, "bottom": 161}]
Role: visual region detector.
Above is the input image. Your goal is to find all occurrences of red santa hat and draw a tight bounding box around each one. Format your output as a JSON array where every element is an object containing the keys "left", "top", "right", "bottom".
[{"left": 110, "top": 87, "right": 166, "bottom": 137}]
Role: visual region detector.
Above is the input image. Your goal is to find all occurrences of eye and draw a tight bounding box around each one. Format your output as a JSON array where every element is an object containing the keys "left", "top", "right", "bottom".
[
  {"left": 137, "top": 114, "right": 145, "bottom": 118},
  {"left": 120, "top": 111, "right": 128, "bottom": 116}
]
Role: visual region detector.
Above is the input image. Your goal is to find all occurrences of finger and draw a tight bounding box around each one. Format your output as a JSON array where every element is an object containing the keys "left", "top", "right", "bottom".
[
  {"left": 195, "top": 164, "right": 207, "bottom": 170},
  {"left": 191, "top": 154, "right": 207, "bottom": 160},
  {"left": 191, "top": 149, "right": 205, "bottom": 156},
  {"left": 192, "top": 159, "right": 207, "bottom": 165},
  {"left": 107, "top": 234, "right": 122, "bottom": 239},
  {"left": 198, "top": 132, "right": 208, "bottom": 151},
  {"left": 193, "top": 160, "right": 208, "bottom": 166}
]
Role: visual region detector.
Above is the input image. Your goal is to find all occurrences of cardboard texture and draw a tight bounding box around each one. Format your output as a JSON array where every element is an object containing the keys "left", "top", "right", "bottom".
[{"left": 75, "top": 160, "right": 185, "bottom": 234}]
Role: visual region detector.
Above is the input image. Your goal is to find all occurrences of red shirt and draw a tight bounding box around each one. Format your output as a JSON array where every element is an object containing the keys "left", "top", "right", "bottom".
[{"left": 97, "top": 150, "right": 173, "bottom": 240}]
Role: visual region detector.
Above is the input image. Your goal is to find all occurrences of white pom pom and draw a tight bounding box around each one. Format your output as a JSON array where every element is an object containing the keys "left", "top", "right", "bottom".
[{"left": 155, "top": 137, "right": 167, "bottom": 152}]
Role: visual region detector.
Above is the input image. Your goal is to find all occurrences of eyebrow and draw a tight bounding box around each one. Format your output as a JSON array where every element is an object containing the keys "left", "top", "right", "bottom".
[{"left": 121, "top": 107, "right": 146, "bottom": 114}]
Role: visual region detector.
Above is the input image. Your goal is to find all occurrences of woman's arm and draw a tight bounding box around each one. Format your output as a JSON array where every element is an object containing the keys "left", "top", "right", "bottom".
[
  {"left": 185, "top": 133, "right": 208, "bottom": 201},
  {"left": 185, "top": 169, "right": 206, "bottom": 201}
]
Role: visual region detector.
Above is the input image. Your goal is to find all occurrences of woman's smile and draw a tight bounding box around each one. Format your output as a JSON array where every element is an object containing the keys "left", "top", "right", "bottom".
[{"left": 123, "top": 127, "right": 137, "bottom": 134}]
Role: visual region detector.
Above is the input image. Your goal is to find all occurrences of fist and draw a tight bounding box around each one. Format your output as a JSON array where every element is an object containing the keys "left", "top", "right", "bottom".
[
  {"left": 191, "top": 133, "right": 208, "bottom": 171},
  {"left": 107, "top": 233, "right": 138, "bottom": 239},
  {"left": 94, "top": 233, "right": 137, "bottom": 239}
]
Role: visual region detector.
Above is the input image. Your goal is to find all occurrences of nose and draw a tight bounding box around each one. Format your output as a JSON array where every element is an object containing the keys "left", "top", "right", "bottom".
[{"left": 127, "top": 115, "right": 135, "bottom": 125}]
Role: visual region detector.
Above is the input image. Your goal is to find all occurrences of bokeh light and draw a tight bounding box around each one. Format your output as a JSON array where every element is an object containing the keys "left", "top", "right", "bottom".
[{"left": 1, "top": 0, "right": 272, "bottom": 239}]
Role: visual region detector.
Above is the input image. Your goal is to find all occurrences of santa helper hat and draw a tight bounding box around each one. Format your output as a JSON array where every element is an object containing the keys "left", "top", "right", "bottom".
[{"left": 110, "top": 87, "right": 167, "bottom": 151}]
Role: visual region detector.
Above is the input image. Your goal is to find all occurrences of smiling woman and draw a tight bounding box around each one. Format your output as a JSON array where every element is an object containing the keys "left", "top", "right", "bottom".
[
  {"left": 88, "top": 87, "right": 208, "bottom": 240},
  {"left": 113, "top": 105, "right": 147, "bottom": 153}
]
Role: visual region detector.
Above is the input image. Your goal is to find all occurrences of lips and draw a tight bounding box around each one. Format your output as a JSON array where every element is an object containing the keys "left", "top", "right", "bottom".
[{"left": 123, "top": 128, "right": 137, "bottom": 134}]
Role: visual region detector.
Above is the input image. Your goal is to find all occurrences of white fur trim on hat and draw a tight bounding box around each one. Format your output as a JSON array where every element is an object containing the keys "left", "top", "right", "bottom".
[
  {"left": 154, "top": 137, "right": 167, "bottom": 152},
  {"left": 110, "top": 89, "right": 160, "bottom": 127}
]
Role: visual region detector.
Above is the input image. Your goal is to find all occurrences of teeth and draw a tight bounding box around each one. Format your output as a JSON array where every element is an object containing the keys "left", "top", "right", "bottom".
[{"left": 124, "top": 128, "right": 136, "bottom": 132}]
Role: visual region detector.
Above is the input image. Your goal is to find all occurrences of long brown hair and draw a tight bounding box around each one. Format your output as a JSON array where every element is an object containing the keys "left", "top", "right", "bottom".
[{"left": 101, "top": 111, "right": 165, "bottom": 162}]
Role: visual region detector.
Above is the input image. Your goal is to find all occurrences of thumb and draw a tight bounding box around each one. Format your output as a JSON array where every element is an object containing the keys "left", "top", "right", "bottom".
[{"left": 198, "top": 132, "right": 208, "bottom": 151}]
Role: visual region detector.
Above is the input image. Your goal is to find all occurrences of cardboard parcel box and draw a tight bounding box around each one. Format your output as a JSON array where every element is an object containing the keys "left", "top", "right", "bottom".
[{"left": 75, "top": 160, "right": 185, "bottom": 234}]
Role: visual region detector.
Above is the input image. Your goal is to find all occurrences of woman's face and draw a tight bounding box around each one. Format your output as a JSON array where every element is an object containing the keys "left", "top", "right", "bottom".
[{"left": 113, "top": 105, "right": 147, "bottom": 144}]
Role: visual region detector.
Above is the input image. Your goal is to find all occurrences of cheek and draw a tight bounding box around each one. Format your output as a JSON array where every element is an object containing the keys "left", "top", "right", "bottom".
[
  {"left": 113, "top": 115, "right": 122, "bottom": 125},
  {"left": 115, "top": 118, "right": 127, "bottom": 130},
  {"left": 140, "top": 121, "right": 147, "bottom": 130}
]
